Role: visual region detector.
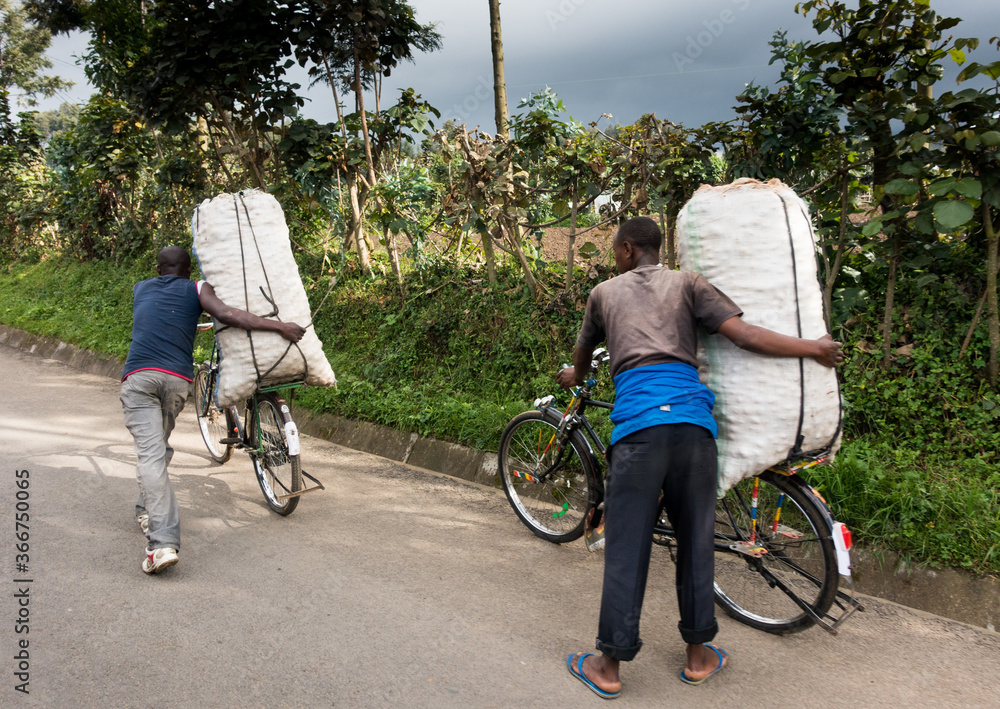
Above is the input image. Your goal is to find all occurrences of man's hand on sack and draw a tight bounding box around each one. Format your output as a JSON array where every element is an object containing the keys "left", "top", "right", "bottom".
[
  {"left": 813, "top": 334, "right": 844, "bottom": 368},
  {"left": 278, "top": 322, "right": 306, "bottom": 342}
]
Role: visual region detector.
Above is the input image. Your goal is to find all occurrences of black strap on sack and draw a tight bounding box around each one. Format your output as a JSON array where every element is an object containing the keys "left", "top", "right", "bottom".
[
  {"left": 778, "top": 193, "right": 807, "bottom": 459},
  {"left": 796, "top": 201, "right": 845, "bottom": 453},
  {"left": 230, "top": 192, "right": 310, "bottom": 386}
]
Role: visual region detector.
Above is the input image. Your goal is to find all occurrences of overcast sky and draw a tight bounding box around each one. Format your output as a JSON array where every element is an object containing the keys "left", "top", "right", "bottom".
[{"left": 36, "top": 0, "right": 1000, "bottom": 132}]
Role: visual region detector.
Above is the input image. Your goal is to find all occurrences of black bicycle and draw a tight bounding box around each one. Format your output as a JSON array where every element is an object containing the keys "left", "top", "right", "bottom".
[
  {"left": 193, "top": 323, "right": 321, "bottom": 516},
  {"left": 497, "top": 348, "right": 862, "bottom": 635}
]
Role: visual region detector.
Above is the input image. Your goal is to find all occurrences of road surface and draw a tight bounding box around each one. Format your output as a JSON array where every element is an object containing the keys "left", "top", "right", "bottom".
[{"left": 1, "top": 343, "right": 998, "bottom": 707}]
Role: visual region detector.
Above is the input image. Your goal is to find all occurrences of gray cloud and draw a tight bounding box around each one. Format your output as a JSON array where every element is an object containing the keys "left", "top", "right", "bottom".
[{"left": 37, "top": 0, "right": 1000, "bottom": 134}]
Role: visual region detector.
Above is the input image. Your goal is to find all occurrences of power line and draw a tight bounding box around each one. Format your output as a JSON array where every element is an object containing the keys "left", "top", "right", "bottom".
[{"left": 508, "top": 63, "right": 771, "bottom": 90}]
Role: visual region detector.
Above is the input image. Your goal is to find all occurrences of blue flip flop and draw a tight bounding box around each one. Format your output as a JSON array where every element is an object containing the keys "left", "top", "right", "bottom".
[
  {"left": 679, "top": 644, "right": 728, "bottom": 685},
  {"left": 567, "top": 653, "right": 621, "bottom": 700}
]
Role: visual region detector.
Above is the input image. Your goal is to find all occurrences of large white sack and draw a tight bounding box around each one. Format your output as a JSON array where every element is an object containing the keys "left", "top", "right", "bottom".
[
  {"left": 676, "top": 178, "right": 841, "bottom": 494},
  {"left": 192, "top": 190, "right": 337, "bottom": 405}
]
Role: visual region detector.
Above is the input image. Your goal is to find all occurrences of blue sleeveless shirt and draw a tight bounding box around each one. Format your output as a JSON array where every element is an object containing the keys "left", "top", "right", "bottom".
[{"left": 122, "top": 277, "right": 202, "bottom": 381}]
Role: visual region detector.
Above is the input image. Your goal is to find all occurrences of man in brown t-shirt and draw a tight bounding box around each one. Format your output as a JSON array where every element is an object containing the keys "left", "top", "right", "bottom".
[{"left": 560, "top": 217, "right": 841, "bottom": 698}]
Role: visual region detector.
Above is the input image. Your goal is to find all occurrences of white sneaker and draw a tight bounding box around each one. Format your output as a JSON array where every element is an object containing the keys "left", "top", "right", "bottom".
[
  {"left": 136, "top": 513, "right": 149, "bottom": 537},
  {"left": 142, "top": 547, "right": 179, "bottom": 574}
]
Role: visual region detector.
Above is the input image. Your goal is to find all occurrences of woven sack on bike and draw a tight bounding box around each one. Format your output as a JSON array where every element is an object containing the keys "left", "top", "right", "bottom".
[
  {"left": 191, "top": 190, "right": 337, "bottom": 405},
  {"left": 676, "top": 178, "right": 841, "bottom": 495}
]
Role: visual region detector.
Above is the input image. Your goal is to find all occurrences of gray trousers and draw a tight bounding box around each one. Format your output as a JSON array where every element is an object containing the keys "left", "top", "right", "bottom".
[{"left": 120, "top": 370, "right": 190, "bottom": 550}]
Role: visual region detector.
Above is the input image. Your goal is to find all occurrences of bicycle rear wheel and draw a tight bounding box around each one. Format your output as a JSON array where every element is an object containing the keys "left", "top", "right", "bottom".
[
  {"left": 194, "top": 364, "right": 233, "bottom": 464},
  {"left": 249, "top": 393, "right": 302, "bottom": 516},
  {"left": 713, "top": 470, "right": 838, "bottom": 634},
  {"left": 498, "top": 411, "right": 598, "bottom": 543}
]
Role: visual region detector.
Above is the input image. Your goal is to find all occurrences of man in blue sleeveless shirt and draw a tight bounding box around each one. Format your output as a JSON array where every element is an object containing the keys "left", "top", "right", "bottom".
[
  {"left": 561, "top": 218, "right": 842, "bottom": 698},
  {"left": 122, "top": 246, "right": 305, "bottom": 574}
]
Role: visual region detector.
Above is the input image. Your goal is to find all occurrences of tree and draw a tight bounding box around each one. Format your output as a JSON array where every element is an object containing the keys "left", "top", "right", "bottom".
[
  {"left": 488, "top": 0, "right": 509, "bottom": 139},
  {"left": 732, "top": 30, "right": 862, "bottom": 325},
  {"left": 289, "top": 0, "right": 441, "bottom": 273},
  {"left": 120, "top": 0, "right": 303, "bottom": 190},
  {"left": 31, "top": 99, "right": 77, "bottom": 139},
  {"left": 511, "top": 89, "right": 607, "bottom": 290},
  {"left": 0, "top": 0, "right": 71, "bottom": 114},
  {"left": 902, "top": 39, "right": 1000, "bottom": 385},
  {"left": 796, "top": 0, "right": 966, "bottom": 365}
]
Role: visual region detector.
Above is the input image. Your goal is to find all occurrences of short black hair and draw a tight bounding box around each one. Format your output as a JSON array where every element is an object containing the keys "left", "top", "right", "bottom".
[
  {"left": 614, "top": 216, "right": 662, "bottom": 254},
  {"left": 157, "top": 245, "right": 191, "bottom": 272}
]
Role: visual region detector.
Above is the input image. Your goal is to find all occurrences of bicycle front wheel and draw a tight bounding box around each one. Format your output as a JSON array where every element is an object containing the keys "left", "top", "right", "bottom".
[
  {"left": 713, "top": 470, "right": 838, "bottom": 634},
  {"left": 194, "top": 364, "right": 233, "bottom": 464},
  {"left": 249, "top": 393, "right": 302, "bottom": 516},
  {"left": 498, "top": 411, "right": 598, "bottom": 543}
]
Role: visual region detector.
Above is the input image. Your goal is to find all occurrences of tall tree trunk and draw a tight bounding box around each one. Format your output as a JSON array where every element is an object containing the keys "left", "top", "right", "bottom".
[
  {"left": 353, "top": 43, "right": 378, "bottom": 188},
  {"left": 385, "top": 224, "right": 404, "bottom": 297},
  {"left": 822, "top": 175, "right": 850, "bottom": 330},
  {"left": 659, "top": 207, "right": 677, "bottom": 270},
  {"left": 881, "top": 235, "right": 901, "bottom": 367},
  {"left": 658, "top": 208, "right": 667, "bottom": 265},
  {"left": 502, "top": 217, "right": 539, "bottom": 298},
  {"left": 666, "top": 213, "right": 677, "bottom": 270},
  {"left": 481, "top": 227, "right": 497, "bottom": 284},
  {"left": 347, "top": 175, "right": 371, "bottom": 275},
  {"left": 488, "top": 0, "right": 510, "bottom": 138},
  {"left": 322, "top": 54, "right": 348, "bottom": 212},
  {"left": 565, "top": 187, "right": 578, "bottom": 291},
  {"left": 984, "top": 204, "right": 999, "bottom": 388}
]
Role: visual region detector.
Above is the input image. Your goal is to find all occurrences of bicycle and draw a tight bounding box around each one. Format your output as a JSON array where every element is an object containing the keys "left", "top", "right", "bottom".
[
  {"left": 497, "top": 348, "right": 862, "bottom": 635},
  {"left": 193, "top": 322, "right": 322, "bottom": 516}
]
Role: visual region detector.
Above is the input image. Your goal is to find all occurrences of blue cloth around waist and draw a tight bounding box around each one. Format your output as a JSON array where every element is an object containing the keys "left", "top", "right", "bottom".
[{"left": 609, "top": 362, "right": 717, "bottom": 446}]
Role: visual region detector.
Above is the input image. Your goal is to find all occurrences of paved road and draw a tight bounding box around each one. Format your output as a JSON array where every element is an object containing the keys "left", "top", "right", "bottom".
[{"left": 1, "top": 343, "right": 998, "bottom": 708}]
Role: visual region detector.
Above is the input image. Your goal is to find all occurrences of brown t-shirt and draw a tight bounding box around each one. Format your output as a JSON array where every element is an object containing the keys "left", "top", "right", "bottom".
[{"left": 576, "top": 265, "right": 743, "bottom": 379}]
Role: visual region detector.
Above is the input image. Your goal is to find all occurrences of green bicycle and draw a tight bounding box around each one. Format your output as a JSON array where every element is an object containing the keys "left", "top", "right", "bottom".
[{"left": 193, "top": 323, "right": 322, "bottom": 516}]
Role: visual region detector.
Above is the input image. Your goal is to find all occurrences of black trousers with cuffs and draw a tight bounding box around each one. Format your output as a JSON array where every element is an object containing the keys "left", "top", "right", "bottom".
[{"left": 596, "top": 423, "right": 719, "bottom": 660}]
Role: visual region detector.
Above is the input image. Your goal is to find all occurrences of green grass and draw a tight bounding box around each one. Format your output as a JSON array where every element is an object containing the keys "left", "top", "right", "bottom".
[
  {"left": 811, "top": 437, "right": 1000, "bottom": 573},
  {"left": 0, "top": 257, "right": 147, "bottom": 359},
  {"left": 1, "top": 252, "right": 998, "bottom": 574}
]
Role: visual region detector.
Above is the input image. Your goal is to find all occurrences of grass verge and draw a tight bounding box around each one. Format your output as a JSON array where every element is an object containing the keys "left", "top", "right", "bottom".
[{"left": 1, "top": 254, "right": 997, "bottom": 575}]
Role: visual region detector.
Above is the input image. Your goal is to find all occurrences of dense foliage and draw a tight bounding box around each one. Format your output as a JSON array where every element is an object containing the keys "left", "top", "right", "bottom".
[{"left": 1, "top": 0, "right": 998, "bottom": 573}]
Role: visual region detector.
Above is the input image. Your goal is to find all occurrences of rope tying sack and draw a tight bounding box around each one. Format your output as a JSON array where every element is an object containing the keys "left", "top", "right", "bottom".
[
  {"left": 192, "top": 190, "right": 337, "bottom": 405},
  {"left": 677, "top": 178, "right": 842, "bottom": 495},
  {"left": 232, "top": 192, "right": 310, "bottom": 386}
]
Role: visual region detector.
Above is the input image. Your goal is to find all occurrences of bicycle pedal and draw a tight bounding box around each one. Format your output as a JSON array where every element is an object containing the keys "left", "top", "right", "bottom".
[
  {"left": 584, "top": 507, "right": 605, "bottom": 552},
  {"left": 584, "top": 520, "right": 605, "bottom": 552},
  {"left": 729, "top": 541, "right": 768, "bottom": 558},
  {"left": 218, "top": 437, "right": 241, "bottom": 445},
  {"left": 775, "top": 524, "right": 803, "bottom": 538}
]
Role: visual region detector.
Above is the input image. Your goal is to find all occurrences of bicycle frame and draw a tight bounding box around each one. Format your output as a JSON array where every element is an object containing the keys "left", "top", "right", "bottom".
[
  {"left": 534, "top": 361, "right": 862, "bottom": 635},
  {"left": 196, "top": 329, "right": 323, "bottom": 502}
]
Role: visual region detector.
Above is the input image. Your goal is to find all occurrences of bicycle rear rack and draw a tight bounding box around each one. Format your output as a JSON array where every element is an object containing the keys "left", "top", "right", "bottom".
[
  {"left": 753, "top": 553, "right": 865, "bottom": 635},
  {"left": 275, "top": 470, "right": 324, "bottom": 501},
  {"left": 806, "top": 578, "right": 865, "bottom": 635}
]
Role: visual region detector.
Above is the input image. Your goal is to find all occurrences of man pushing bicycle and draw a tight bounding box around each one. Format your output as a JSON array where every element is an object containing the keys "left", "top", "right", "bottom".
[
  {"left": 558, "top": 217, "right": 842, "bottom": 698},
  {"left": 121, "top": 245, "right": 304, "bottom": 574}
]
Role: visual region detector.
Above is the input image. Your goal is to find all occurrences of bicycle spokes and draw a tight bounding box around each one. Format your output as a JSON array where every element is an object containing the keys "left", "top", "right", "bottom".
[
  {"left": 511, "top": 469, "right": 542, "bottom": 483},
  {"left": 774, "top": 523, "right": 804, "bottom": 539}
]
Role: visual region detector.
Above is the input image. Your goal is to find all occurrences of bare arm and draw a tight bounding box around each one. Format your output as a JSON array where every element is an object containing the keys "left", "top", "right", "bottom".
[
  {"left": 198, "top": 282, "right": 306, "bottom": 343},
  {"left": 556, "top": 345, "right": 596, "bottom": 389},
  {"left": 717, "top": 316, "right": 843, "bottom": 368}
]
